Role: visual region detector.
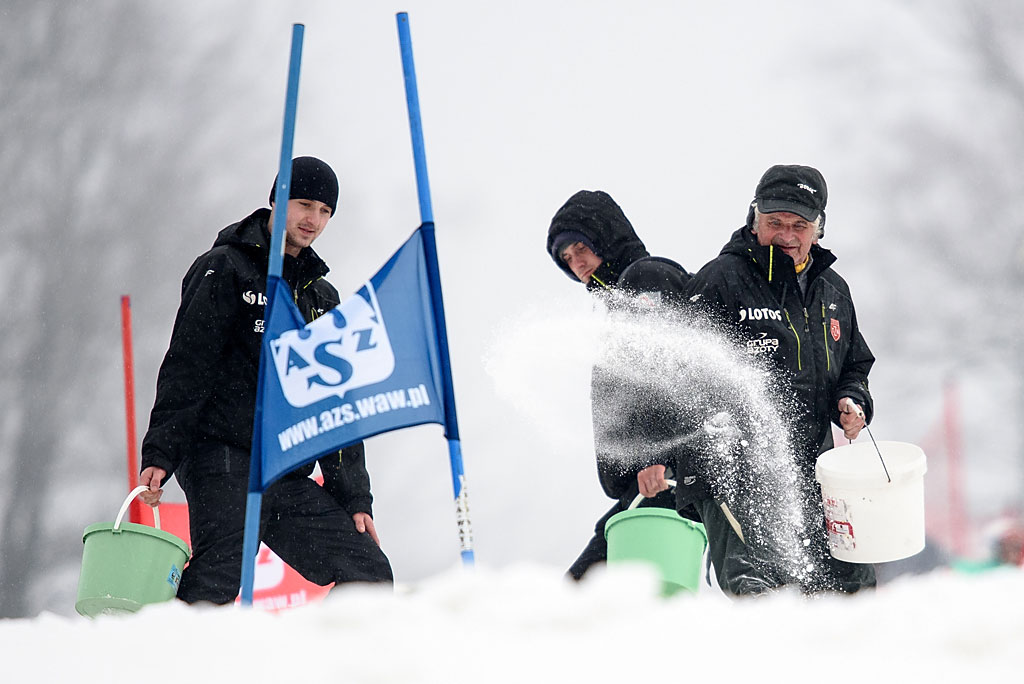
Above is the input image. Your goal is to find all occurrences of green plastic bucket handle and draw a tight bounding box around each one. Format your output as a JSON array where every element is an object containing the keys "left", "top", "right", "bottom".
[
  {"left": 114, "top": 485, "right": 161, "bottom": 534},
  {"left": 628, "top": 478, "right": 745, "bottom": 542},
  {"left": 627, "top": 479, "right": 678, "bottom": 509}
]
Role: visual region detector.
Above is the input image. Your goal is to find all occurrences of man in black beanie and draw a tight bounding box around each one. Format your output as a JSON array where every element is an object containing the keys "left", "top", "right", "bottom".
[
  {"left": 139, "top": 156, "right": 393, "bottom": 604},
  {"left": 546, "top": 190, "right": 698, "bottom": 581}
]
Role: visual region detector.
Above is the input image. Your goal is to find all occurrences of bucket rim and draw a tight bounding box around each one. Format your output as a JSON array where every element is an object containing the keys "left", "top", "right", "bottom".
[
  {"left": 816, "top": 440, "right": 926, "bottom": 487},
  {"left": 604, "top": 508, "right": 708, "bottom": 542},
  {"left": 83, "top": 521, "right": 190, "bottom": 557}
]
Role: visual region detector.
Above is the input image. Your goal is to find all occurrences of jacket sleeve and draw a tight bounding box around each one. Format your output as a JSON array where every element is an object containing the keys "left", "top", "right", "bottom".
[
  {"left": 684, "top": 262, "right": 738, "bottom": 329},
  {"left": 592, "top": 366, "right": 638, "bottom": 499},
  {"left": 593, "top": 255, "right": 696, "bottom": 497},
  {"left": 592, "top": 258, "right": 691, "bottom": 499},
  {"left": 593, "top": 364, "right": 681, "bottom": 499},
  {"left": 831, "top": 305, "right": 875, "bottom": 426},
  {"left": 140, "top": 252, "right": 240, "bottom": 481},
  {"left": 319, "top": 442, "right": 374, "bottom": 517}
]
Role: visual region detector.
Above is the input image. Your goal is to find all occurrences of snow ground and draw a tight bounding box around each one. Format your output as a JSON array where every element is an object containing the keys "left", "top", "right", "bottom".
[{"left": 3, "top": 563, "right": 1021, "bottom": 682}]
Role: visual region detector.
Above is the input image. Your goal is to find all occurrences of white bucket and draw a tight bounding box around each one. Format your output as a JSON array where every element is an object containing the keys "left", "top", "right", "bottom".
[{"left": 815, "top": 441, "right": 927, "bottom": 563}]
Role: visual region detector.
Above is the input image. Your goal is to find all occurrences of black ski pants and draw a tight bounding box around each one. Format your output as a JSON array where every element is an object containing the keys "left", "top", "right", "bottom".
[
  {"left": 694, "top": 497, "right": 875, "bottom": 596},
  {"left": 176, "top": 442, "right": 393, "bottom": 605}
]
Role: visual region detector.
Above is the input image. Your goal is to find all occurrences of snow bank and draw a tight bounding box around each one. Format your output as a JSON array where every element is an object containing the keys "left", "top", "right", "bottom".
[{"left": 3, "top": 564, "right": 1021, "bottom": 682}]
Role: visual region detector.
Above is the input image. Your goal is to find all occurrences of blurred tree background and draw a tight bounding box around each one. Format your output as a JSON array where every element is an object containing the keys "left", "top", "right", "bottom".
[
  {"left": 828, "top": 0, "right": 1024, "bottom": 557},
  {"left": 0, "top": 0, "right": 280, "bottom": 617}
]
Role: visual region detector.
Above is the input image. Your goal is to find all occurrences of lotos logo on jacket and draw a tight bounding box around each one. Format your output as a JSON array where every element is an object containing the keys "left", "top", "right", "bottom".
[
  {"left": 270, "top": 283, "right": 395, "bottom": 408},
  {"left": 243, "top": 291, "right": 268, "bottom": 306},
  {"left": 738, "top": 307, "right": 781, "bottom": 322}
]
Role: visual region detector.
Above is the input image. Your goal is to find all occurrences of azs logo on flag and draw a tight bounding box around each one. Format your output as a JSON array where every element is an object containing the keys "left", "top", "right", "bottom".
[
  {"left": 255, "top": 228, "right": 446, "bottom": 488},
  {"left": 271, "top": 284, "right": 395, "bottom": 408}
]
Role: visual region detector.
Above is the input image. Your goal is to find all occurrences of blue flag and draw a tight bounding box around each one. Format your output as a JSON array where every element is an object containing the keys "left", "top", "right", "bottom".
[{"left": 252, "top": 227, "right": 445, "bottom": 489}]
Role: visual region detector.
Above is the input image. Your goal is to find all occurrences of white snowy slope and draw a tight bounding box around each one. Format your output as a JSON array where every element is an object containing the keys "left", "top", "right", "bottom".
[{"left": 2, "top": 563, "right": 1021, "bottom": 683}]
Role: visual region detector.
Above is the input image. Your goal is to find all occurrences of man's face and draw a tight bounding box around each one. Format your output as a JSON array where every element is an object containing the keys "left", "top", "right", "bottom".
[
  {"left": 753, "top": 211, "right": 818, "bottom": 265},
  {"left": 273, "top": 198, "right": 332, "bottom": 257},
  {"left": 560, "top": 241, "right": 602, "bottom": 284}
]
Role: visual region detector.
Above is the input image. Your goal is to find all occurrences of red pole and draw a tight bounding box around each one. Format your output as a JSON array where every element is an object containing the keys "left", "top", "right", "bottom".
[
  {"left": 121, "top": 295, "right": 143, "bottom": 524},
  {"left": 944, "top": 379, "right": 967, "bottom": 556}
]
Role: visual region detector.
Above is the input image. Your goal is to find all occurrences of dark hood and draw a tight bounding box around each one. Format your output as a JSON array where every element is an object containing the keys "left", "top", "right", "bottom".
[
  {"left": 214, "top": 208, "right": 273, "bottom": 254},
  {"left": 546, "top": 190, "right": 648, "bottom": 289}
]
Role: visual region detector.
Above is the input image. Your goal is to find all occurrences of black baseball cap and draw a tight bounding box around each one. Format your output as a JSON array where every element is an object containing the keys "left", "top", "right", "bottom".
[{"left": 754, "top": 165, "right": 827, "bottom": 222}]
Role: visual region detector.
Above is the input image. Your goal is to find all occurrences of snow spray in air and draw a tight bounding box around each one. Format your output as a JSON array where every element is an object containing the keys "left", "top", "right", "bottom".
[
  {"left": 590, "top": 298, "right": 823, "bottom": 586},
  {"left": 488, "top": 293, "right": 830, "bottom": 588}
]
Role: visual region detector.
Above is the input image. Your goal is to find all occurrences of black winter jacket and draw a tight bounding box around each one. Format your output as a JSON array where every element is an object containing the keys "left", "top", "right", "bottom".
[
  {"left": 686, "top": 225, "right": 875, "bottom": 469},
  {"left": 547, "top": 191, "right": 692, "bottom": 505},
  {"left": 141, "top": 209, "right": 374, "bottom": 514}
]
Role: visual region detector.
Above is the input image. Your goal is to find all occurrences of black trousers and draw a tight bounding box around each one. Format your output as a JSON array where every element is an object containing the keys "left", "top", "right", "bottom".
[
  {"left": 694, "top": 497, "right": 875, "bottom": 596},
  {"left": 176, "top": 443, "right": 393, "bottom": 605}
]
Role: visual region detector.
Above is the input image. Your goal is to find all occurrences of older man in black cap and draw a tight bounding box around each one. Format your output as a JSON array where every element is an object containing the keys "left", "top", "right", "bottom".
[
  {"left": 682, "top": 164, "right": 876, "bottom": 596},
  {"left": 139, "top": 157, "right": 393, "bottom": 604}
]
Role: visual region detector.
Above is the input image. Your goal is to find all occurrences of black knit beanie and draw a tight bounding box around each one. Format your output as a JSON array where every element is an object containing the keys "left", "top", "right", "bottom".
[
  {"left": 269, "top": 156, "right": 339, "bottom": 215},
  {"left": 550, "top": 230, "right": 600, "bottom": 261}
]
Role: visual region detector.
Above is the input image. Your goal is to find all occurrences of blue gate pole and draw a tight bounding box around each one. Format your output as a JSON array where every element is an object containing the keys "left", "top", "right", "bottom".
[
  {"left": 240, "top": 23, "right": 305, "bottom": 606},
  {"left": 396, "top": 12, "right": 474, "bottom": 566}
]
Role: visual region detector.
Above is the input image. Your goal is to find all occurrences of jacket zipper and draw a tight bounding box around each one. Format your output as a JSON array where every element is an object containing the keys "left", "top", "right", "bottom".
[
  {"left": 784, "top": 309, "right": 802, "bottom": 371},
  {"left": 775, "top": 281, "right": 801, "bottom": 371},
  {"left": 768, "top": 280, "right": 803, "bottom": 371},
  {"left": 821, "top": 302, "right": 832, "bottom": 373},
  {"left": 296, "top": 276, "right": 325, "bottom": 320}
]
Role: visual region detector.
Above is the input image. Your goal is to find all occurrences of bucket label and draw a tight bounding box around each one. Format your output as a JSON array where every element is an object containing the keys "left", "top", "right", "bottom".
[
  {"left": 167, "top": 564, "right": 182, "bottom": 589},
  {"left": 823, "top": 496, "right": 856, "bottom": 552}
]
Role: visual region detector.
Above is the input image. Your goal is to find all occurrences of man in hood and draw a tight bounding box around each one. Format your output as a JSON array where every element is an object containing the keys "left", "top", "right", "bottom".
[
  {"left": 547, "top": 190, "right": 694, "bottom": 580},
  {"left": 684, "top": 164, "right": 876, "bottom": 595},
  {"left": 138, "top": 157, "right": 393, "bottom": 604}
]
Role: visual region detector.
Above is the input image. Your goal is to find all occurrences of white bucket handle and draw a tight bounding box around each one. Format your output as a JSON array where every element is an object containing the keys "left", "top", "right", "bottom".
[
  {"left": 842, "top": 397, "right": 891, "bottom": 483},
  {"left": 113, "top": 485, "right": 161, "bottom": 531},
  {"left": 627, "top": 478, "right": 677, "bottom": 510}
]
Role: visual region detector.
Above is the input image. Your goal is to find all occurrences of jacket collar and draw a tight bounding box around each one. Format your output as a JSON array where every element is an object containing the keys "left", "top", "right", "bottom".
[
  {"left": 216, "top": 208, "right": 330, "bottom": 286},
  {"left": 722, "top": 225, "right": 836, "bottom": 285}
]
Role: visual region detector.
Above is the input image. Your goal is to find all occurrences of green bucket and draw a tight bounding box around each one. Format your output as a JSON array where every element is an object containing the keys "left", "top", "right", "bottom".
[
  {"left": 76, "top": 486, "right": 190, "bottom": 618},
  {"left": 604, "top": 480, "right": 708, "bottom": 596}
]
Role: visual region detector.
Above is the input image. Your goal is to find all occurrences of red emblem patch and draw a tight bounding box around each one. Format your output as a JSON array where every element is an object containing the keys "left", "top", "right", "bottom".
[{"left": 830, "top": 318, "right": 841, "bottom": 341}]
